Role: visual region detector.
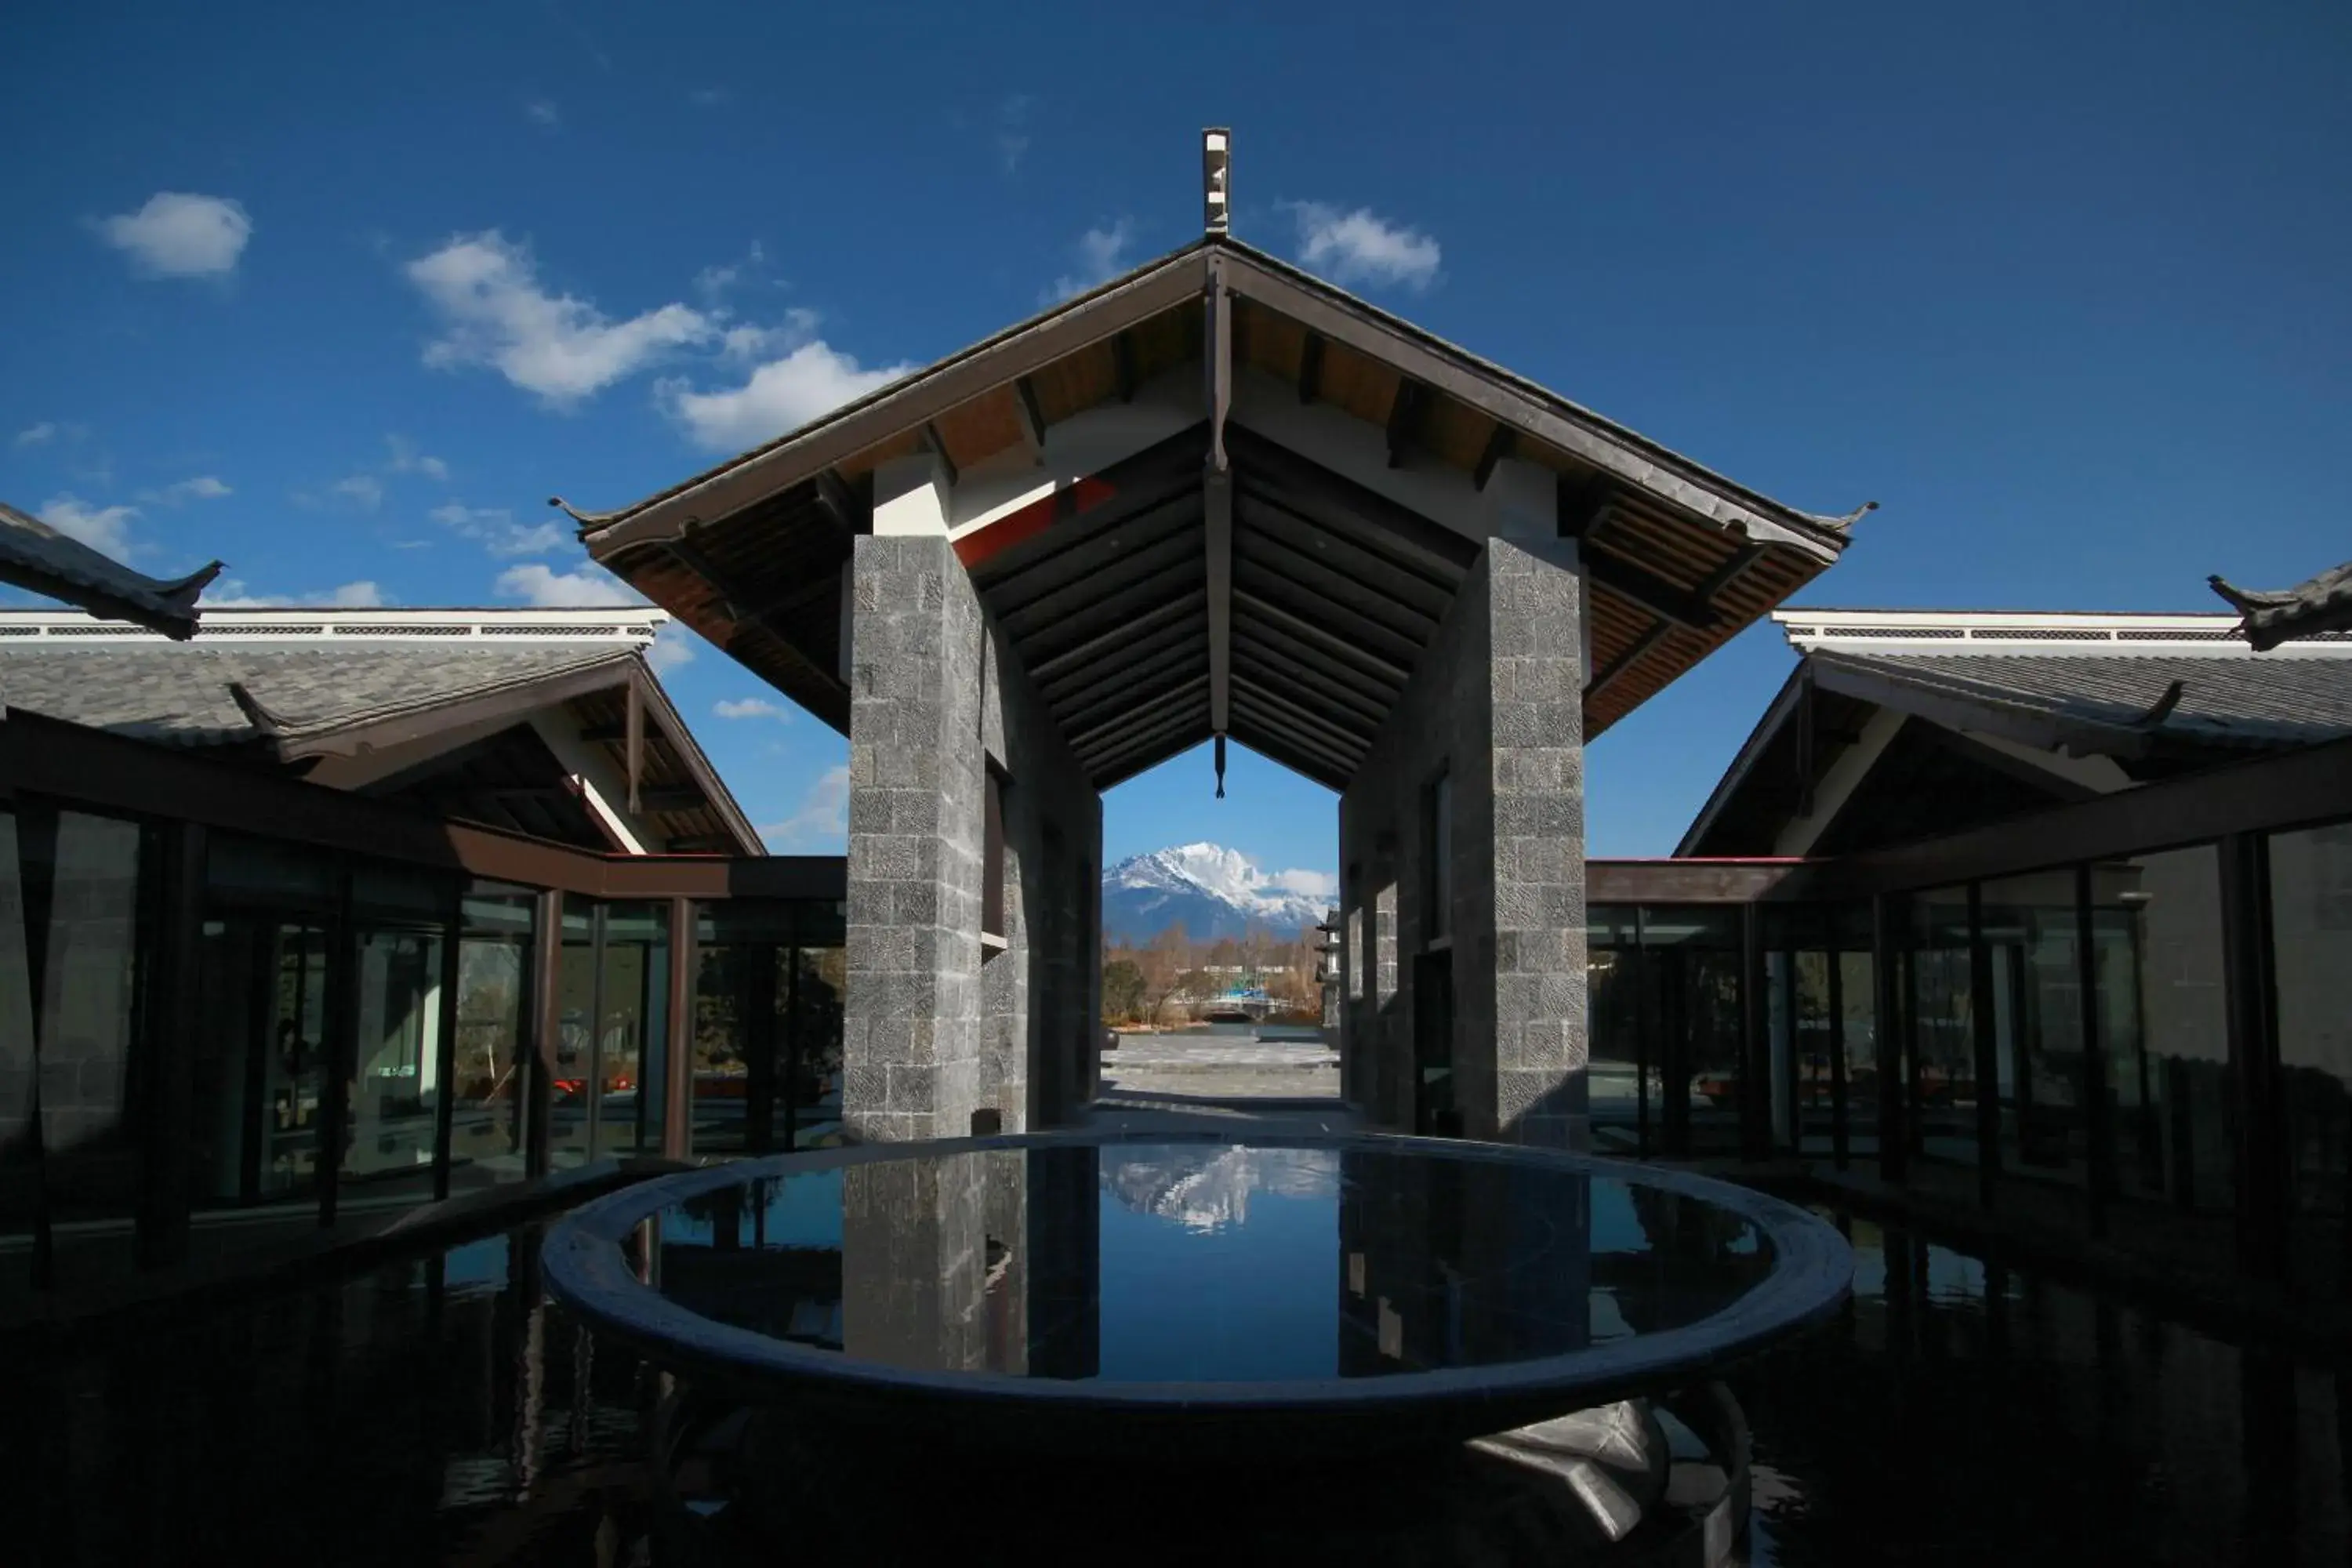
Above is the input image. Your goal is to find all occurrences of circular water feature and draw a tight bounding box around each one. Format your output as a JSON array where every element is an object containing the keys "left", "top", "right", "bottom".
[{"left": 544, "top": 1130, "right": 1851, "bottom": 1457}]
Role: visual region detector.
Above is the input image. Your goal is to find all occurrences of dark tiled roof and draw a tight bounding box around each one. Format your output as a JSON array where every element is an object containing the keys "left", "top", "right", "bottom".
[
  {"left": 0, "top": 643, "right": 635, "bottom": 746},
  {"left": 1816, "top": 649, "right": 2352, "bottom": 750},
  {"left": 0, "top": 502, "right": 221, "bottom": 638}
]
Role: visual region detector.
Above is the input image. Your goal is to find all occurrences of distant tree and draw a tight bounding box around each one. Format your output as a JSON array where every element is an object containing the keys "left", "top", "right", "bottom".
[{"left": 1102, "top": 958, "right": 1146, "bottom": 1023}]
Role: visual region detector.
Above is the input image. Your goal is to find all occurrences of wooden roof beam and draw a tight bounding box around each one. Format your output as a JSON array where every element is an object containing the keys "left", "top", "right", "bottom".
[
  {"left": 1206, "top": 255, "right": 1234, "bottom": 743},
  {"left": 918, "top": 423, "right": 959, "bottom": 489},
  {"left": 1013, "top": 376, "right": 1049, "bottom": 466},
  {"left": 1298, "top": 330, "right": 1324, "bottom": 405},
  {"left": 812, "top": 468, "right": 869, "bottom": 538},
  {"left": 1585, "top": 621, "right": 1673, "bottom": 701},
  {"left": 1583, "top": 549, "right": 1720, "bottom": 632},
  {"left": 1473, "top": 423, "right": 1515, "bottom": 492},
  {"left": 1112, "top": 331, "right": 1138, "bottom": 404},
  {"left": 1385, "top": 379, "right": 1425, "bottom": 470}
]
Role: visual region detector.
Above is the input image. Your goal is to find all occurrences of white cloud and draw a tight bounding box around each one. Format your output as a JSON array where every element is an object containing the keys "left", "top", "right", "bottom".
[
  {"left": 143, "top": 475, "right": 231, "bottom": 504},
  {"left": 761, "top": 764, "right": 850, "bottom": 851},
  {"left": 385, "top": 434, "right": 449, "bottom": 481},
  {"left": 36, "top": 494, "right": 138, "bottom": 557},
  {"left": 495, "top": 561, "right": 644, "bottom": 608},
  {"left": 332, "top": 474, "right": 384, "bottom": 510},
  {"left": 430, "top": 501, "right": 564, "bottom": 557},
  {"left": 1269, "top": 868, "right": 1338, "bottom": 901},
  {"left": 645, "top": 623, "right": 696, "bottom": 673},
  {"left": 1047, "top": 219, "right": 1136, "bottom": 302},
  {"left": 96, "top": 192, "right": 252, "bottom": 278},
  {"left": 658, "top": 339, "right": 911, "bottom": 452},
  {"left": 713, "top": 696, "right": 790, "bottom": 721},
  {"left": 996, "top": 93, "right": 1034, "bottom": 173},
  {"left": 406, "top": 230, "right": 714, "bottom": 405},
  {"left": 526, "top": 99, "right": 561, "bottom": 129},
  {"left": 13, "top": 422, "right": 57, "bottom": 448},
  {"left": 202, "top": 579, "right": 387, "bottom": 609},
  {"left": 1286, "top": 202, "right": 1441, "bottom": 292}
]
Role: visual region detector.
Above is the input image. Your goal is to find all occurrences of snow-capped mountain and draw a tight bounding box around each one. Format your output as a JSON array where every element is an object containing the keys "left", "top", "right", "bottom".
[
  {"left": 1102, "top": 842, "right": 1332, "bottom": 943},
  {"left": 1103, "top": 1145, "right": 1341, "bottom": 1232}
]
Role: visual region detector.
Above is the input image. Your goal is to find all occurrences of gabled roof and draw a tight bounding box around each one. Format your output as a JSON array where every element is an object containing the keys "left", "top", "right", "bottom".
[
  {"left": 572, "top": 234, "right": 1864, "bottom": 768},
  {"left": 1677, "top": 608, "right": 2352, "bottom": 855},
  {"left": 0, "top": 500, "right": 220, "bottom": 638},
  {"left": 0, "top": 608, "right": 764, "bottom": 855}
]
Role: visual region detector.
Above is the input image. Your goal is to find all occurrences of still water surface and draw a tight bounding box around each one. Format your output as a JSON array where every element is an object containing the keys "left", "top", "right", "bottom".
[{"left": 7, "top": 1176, "right": 2350, "bottom": 1564}]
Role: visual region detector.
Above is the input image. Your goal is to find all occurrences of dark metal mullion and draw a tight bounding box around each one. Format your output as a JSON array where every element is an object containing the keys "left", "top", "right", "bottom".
[
  {"left": 1741, "top": 903, "right": 1769, "bottom": 1162},
  {"left": 2075, "top": 862, "right": 2109, "bottom": 1236},
  {"left": 319, "top": 862, "right": 355, "bottom": 1228},
  {"left": 1632, "top": 907, "right": 1652, "bottom": 1157},
  {"left": 1828, "top": 937, "right": 1849, "bottom": 1170},
  {"left": 431, "top": 880, "right": 461, "bottom": 1202},
  {"left": 584, "top": 904, "right": 608, "bottom": 1160},
  {"left": 1874, "top": 892, "right": 1907, "bottom": 1184},
  {"left": 782, "top": 948, "right": 803, "bottom": 1152},
  {"left": 1968, "top": 883, "right": 1999, "bottom": 1210},
  {"left": 2220, "top": 831, "right": 2283, "bottom": 1280}
]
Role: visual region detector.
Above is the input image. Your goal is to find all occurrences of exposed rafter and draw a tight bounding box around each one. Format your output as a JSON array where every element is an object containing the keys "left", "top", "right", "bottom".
[
  {"left": 1556, "top": 470, "right": 1616, "bottom": 539},
  {"left": 1472, "top": 423, "right": 1515, "bottom": 492},
  {"left": 1384, "top": 379, "right": 1425, "bottom": 470},
  {"left": 1012, "top": 376, "right": 1049, "bottom": 466},
  {"left": 1297, "top": 330, "right": 1324, "bottom": 405},
  {"left": 919, "top": 423, "right": 958, "bottom": 488},
  {"left": 1585, "top": 621, "right": 1674, "bottom": 700},
  {"left": 812, "top": 468, "right": 869, "bottom": 537},
  {"left": 1581, "top": 547, "right": 1721, "bottom": 632},
  {"left": 1112, "top": 330, "right": 1138, "bottom": 404}
]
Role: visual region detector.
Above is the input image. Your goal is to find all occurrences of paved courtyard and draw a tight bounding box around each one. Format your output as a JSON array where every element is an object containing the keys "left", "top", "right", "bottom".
[{"left": 1096, "top": 1028, "right": 1341, "bottom": 1103}]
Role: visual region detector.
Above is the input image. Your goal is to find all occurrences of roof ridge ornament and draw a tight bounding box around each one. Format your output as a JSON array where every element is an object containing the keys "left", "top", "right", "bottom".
[
  {"left": 2209, "top": 561, "right": 2352, "bottom": 652},
  {"left": 548, "top": 495, "right": 627, "bottom": 530},
  {"left": 1202, "top": 128, "right": 1231, "bottom": 234},
  {"left": 1816, "top": 499, "right": 1878, "bottom": 532}
]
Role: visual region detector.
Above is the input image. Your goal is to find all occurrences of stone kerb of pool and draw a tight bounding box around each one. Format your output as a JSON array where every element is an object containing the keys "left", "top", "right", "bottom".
[{"left": 543, "top": 1129, "right": 1853, "bottom": 1459}]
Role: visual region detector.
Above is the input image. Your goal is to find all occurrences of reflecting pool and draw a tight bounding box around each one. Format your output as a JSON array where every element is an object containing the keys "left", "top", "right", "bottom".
[{"left": 8, "top": 1189, "right": 2351, "bottom": 1564}]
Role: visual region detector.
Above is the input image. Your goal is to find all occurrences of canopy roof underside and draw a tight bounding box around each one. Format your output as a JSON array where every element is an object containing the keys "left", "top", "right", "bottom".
[{"left": 580, "top": 236, "right": 1858, "bottom": 789}]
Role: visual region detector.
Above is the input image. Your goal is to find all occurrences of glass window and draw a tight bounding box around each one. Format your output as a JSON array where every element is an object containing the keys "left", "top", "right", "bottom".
[
  {"left": 2092, "top": 845, "right": 2234, "bottom": 1247},
  {"left": 690, "top": 901, "right": 843, "bottom": 1156},
  {"left": 191, "top": 833, "right": 337, "bottom": 1210},
  {"left": 27, "top": 811, "right": 150, "bottom": 1225},
  {"left": 1642, "top": 906, "right": 1743, "bottom": 1157},
  {"left": 982, "top": 770, "right": 1007, "bottom": 940},
  {"left": 2270, "top": 822, "right": 2352, "bottom": 1298},
  {"left": 550, "top": 898, "right": 597, "bottom": 1171},
  {"left": 1907, "top": 886, "right": 1978, "bottom": 1168},
  {"left": 337, "top": 862, "right": 453, "bottom": 1205},
  {"left": 1837, "top": 901, "right": 1880, "bottom": 1164},
  {"left": 0, "top": 811, "right": 36, "bottom": 1251},
  {"left": 1585, "top": 906, "right": 1643, "bottom": 1154},
  {"left": 1979, "top": 870, "right": 2089, "bottom": 1190},
  {"left": 448, "top": 883, "right": 534, "bottom": 1193}
]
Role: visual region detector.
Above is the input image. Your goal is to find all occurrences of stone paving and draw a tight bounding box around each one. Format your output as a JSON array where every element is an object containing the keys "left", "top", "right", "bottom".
[{"left": 1095, "top": 1029, "right": 1341, "bottom": 1102}]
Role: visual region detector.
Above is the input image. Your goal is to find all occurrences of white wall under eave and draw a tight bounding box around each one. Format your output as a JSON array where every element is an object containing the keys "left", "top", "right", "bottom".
[
  {"left": 949, "top": 367, "right": 1206, "bottom": 538},
  {"left": 1957, "top": 728, "right": 2135, "bottom": 795},
  {"left": 1770, "top": 706, "right": 1906, "bottom": 858},
  {"left": 532, "top": 710, "right": 653, "bottom": 854}
]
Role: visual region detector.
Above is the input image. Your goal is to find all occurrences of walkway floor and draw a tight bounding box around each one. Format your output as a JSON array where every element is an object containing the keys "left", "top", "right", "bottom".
[{"left": 1097, "top": 1029, "right": 1339, "bottom": 1102}]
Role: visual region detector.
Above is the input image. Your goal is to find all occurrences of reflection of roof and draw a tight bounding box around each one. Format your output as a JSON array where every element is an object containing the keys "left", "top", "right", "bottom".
[{"left": 0, "top": 500, "right": 220, "bottom": 638}]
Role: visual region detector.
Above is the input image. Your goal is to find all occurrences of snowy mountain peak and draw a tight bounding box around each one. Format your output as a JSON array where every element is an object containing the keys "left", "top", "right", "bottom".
[{"left": 1102, "top": 844, "right": 1334, "bottom": 943}]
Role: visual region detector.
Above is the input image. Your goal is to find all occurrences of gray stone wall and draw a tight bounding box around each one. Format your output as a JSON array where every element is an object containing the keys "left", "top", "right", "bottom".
[
  {"left": 844, "top": 532, "right": 1098, "bottom": 1144},
  {"left": 1338, "top": 535, "right": 1588, "bottom": 1145}
]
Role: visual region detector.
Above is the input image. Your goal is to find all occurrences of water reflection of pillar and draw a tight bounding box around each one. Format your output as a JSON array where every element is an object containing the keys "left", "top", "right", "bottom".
[
  {"left": 1337, "top": 1150, "right": 1589, "bottom": 1374},
  {"left": 2241, "top": 1348, "right": 2299, "bottom": 1555},
  {"left": 510, "top": 1232, "right": 545, "bottom": 1501},
  {"left": 1024, "top": 1144, "right": 1100, "bottom": 1379},
  {"left": 842, "top": 1152, "right": 994, "bottom": 1374}
]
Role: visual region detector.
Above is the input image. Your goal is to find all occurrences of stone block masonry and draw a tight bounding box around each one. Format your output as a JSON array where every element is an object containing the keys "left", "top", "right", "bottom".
[
  {"left": 843, "top": 534, "right": 1099, "bottom": 1143},
  {"left": 1338, "top": 535, "right": 1588, "bottom": 1146}
]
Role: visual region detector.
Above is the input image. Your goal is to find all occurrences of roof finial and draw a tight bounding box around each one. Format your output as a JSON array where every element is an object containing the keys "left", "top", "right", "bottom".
[
  {"left": 1202, "top": 128, "right": 1231, "bottom": 235},
  {"left": 548, "top": 495, "right": 626, "bottom": 530},
  {"left": 1820, "top": 499, "right": 1878, "bottom": 532}
]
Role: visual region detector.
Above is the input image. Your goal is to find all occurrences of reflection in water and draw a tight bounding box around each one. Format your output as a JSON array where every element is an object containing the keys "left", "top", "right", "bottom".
[
  {"left": 9, "top": 1201, "right": 2352, "bottom": 1563},
  {"left": 645, "top": 1143, "right": 1770, "bottom": 1383},
  {"left": 1102, "top": 1143, "right": 1340, "bottom": 1231}
]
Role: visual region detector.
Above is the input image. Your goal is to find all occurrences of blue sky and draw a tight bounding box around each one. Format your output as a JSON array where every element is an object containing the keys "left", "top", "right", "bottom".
[{"left": 6, "top": 2, "right": 2347, "bottom": 884}]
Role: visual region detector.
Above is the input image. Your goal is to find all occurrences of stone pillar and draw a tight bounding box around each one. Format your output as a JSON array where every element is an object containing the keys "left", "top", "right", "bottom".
[
  {"left": 1338, "top": 533, "right": 1587, "bottom": 1147},
  {"left": 844, "top": 532, "right": 986, "bottom": 1143},
  {"left": 843, "top": 505, "right": 1102, "bottom": 1144}
]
